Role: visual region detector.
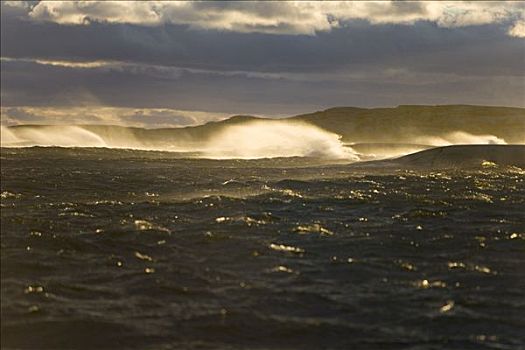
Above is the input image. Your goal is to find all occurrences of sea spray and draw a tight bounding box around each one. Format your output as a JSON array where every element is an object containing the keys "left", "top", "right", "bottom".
[
  {"left": 2, "top": 126, "right": 107, "bottom": 147},
  {"left": 0, "top": 124, "right": 512, "bottom": 161},
  {"left": 1, "top": 122, "right": 357, "bottom": 160},
  {"left": 200, "top": 120, "right": 359, "bottom": 160},
  {"left": 353, "top": 132, "right": 509, "bottom": 161},
  {"left": 0, "top": 126, "right": 21, "bottom": 146},
  {"left": 417, "top": 131, "right": 507, "bottom": 146}
]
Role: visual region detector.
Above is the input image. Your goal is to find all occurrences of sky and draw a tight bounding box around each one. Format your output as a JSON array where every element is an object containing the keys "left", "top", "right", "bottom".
[{"left": 1, "top": 1, "right": 524, "bottom": 127}]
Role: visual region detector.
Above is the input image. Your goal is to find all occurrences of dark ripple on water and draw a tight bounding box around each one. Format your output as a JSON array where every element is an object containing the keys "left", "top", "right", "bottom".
[{"left": 1, "top": 148, "right": 525, "bottom": 349}]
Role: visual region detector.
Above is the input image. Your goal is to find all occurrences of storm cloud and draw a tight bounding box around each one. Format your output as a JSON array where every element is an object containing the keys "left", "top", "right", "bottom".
[{"left": 1, "top": 1, "right": 524, "bottom": 126}]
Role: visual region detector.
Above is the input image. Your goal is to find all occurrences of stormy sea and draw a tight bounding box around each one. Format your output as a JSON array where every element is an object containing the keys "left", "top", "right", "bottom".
[{"left": 1, "top": 107, "right": 525, "bottom": 350}]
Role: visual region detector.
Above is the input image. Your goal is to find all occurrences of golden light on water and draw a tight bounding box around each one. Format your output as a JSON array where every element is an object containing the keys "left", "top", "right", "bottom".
[
  {"left": 268, "top": 243, "right": 305, "bottom": 254},
  {"left": 440, "top": 300, "right": 455, "bottom": 313}
]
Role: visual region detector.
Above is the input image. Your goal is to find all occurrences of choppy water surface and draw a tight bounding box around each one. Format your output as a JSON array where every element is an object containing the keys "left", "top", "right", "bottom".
[{"left": 1, "top": 147, "right": 524, "bottom": 349}]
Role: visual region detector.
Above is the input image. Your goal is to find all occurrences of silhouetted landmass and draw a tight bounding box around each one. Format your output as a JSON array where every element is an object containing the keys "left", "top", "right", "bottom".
[
  {"left": 290, "top": 105, "right": 524, "bottom": 143},
  {"left": 352, "top": 145, "right": 525, "bottom": 169}
]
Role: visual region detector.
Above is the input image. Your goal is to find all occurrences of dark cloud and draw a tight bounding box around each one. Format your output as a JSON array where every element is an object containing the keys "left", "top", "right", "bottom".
[
  {"left": 2, "top": 58, "right": 523, "bottom": 116},
  {"left": 1, "top": 1, "right": 524, "bottom": 120},
  {"left": 2, "top": 4, "right": 523, "bottom": 76}
]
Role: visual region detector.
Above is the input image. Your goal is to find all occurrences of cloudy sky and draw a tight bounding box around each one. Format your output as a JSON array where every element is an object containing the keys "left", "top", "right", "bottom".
[{"left": 1, "top": 1, "right": 524, "bottom": 127}]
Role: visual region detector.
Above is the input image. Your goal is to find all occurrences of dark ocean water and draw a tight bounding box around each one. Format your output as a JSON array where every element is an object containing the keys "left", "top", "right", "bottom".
[{"left": 1, "top": 147, "right": 524, "bottom": 350}]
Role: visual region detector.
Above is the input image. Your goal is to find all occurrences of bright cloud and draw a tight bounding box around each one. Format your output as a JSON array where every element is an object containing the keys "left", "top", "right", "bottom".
[
  {"left": 7, "top": 1, "right": 524, "bottom": 37},
  {"left": 0, "top": 57, "right": 292, "bottom": 81}
]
